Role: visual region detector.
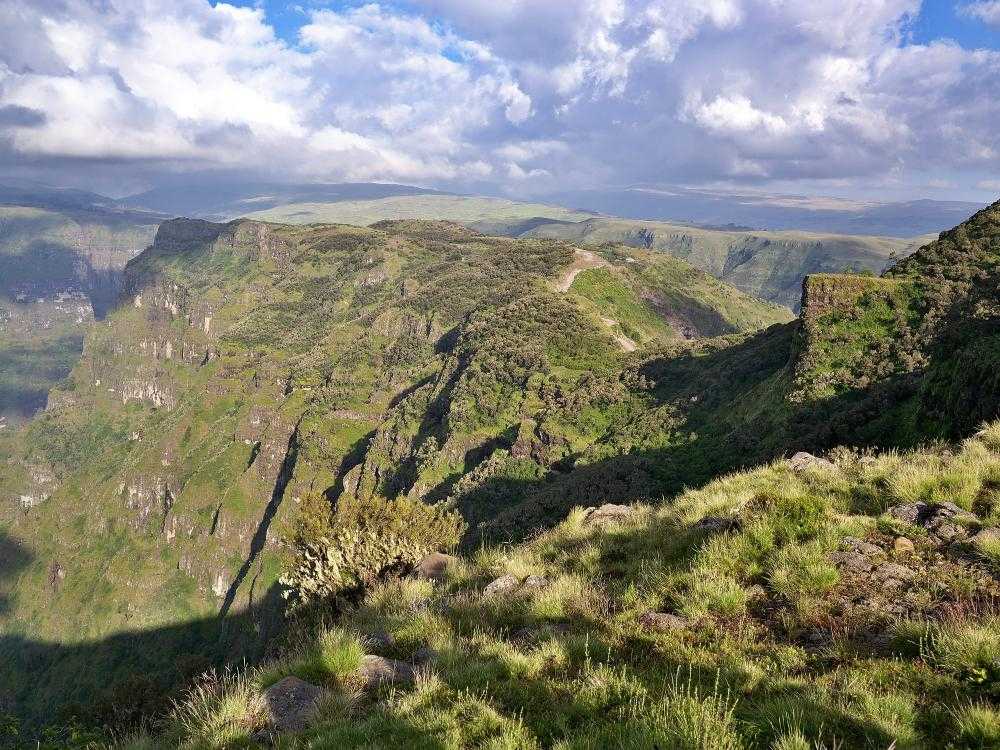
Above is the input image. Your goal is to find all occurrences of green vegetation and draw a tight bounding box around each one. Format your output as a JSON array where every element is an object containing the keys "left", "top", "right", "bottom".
[
  {"left": 3, "top": 198, "right": 1000, "bottom": 744},
  {"left": 135, "top": 423, "right": 1000, "bottom": 748},
  {"left": 524, "top": 217, "right": 928, "bottom": 311}
]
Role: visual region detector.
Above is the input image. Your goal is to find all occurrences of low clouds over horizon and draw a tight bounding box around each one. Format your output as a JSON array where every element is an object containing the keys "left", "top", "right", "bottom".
[{"left": 0, "top": 0, "right": 999, "bottom": 201}]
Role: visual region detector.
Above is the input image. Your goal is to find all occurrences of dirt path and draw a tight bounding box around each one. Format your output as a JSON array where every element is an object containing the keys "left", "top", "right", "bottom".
[
  {"left": 555, "top": 250, "right": 636, "bottom": 353},
  {"left": 600, "top": 316, "right": 638, "bottom": 352},
  {"left": 554, "top": 248, "right": 610, "bottom": 292}
]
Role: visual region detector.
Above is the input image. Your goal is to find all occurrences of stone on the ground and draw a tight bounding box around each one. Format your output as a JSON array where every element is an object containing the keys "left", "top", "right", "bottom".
[
  {"left": 874, "top": 562, "right": 917, "bottom": 584},
  {"left": 521, "top": 575, "right": 548, "bottom": 590},
  {"left": 262, "top": 676, "right": 326, "bottom": 733},
  {"left": 638, "top": 611, "right": 689, "bottom": 631},
  {"left": 788, "top": 452, "right": 835, "bottom": 472},
  {"left": 484, "top": 574, "right": 520, "bottom": 596},
  {"left": 582, "top": 503, "right": 635, "bottom": 526},
  {"left": 888, "top": 502, "right": 928, "bottom": 525},
  {"left": 359, "top": 655, "right": 415, "bottom": 688},
  {"left": 693, "top": 516, "right": 741, "bottom": 534},
  {"left": 412, "top": 552, "right": 458, "bottom": 581},
  {"left": 364, "top": 628, "right": 395, "bottom": 654},
  {"left": 893, "top": 536, "right": 915, "bottom": 555},
  {"left": 841, "top": 537, "right": 886, "bottom": 558},
  {"left": 411, "top": 646, "right": 437, "bottom": 664}
]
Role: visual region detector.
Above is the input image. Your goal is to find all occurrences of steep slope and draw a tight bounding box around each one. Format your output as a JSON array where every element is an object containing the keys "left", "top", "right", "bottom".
[
  {"left": 149, "top": 424, "right": 1000, "bottom": 749},
  {"left": 0, "top": 218, "right": 787, "bottom": 724},
  {"left": 0, "top": 201, "right": 160, "bottom": 424},
  {"left": 4, "top": 198, "right": 999, "bottom": 734},
  {"left": 523, "top": 217, "right": 928, "bottom": 311}
]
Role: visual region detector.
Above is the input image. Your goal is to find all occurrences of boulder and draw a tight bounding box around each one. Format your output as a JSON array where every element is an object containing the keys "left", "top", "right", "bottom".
[
  {"left": 521, "top": 575, "right": 548, "bottom": 591},
  {"left": 359, "top": 655, "right": 415, "bottom": 688},
  {"left": 484, "top": 574, "right": 521, "bottom": 596},
  {"left": 893, "top": 537, "right": 915, "bottom": 555},
  {"left": 262, "top": 676, "right": 326, "bottom": 733},
  {"left": 841, "top": 537, "right": 886, "bottom": 558},
  {"left": 830, "top": 550, "right": 875, "bottom": 574},
  {"left": 874, "top": 562, "right": 917, "bottom": 584},
  {"left": 582, "top": 503, "right": 636, "bottom": 526},
  {"left": 888, "top": 502, "right": 928, "bottom": 525},
  {"left": 363, "top": 629, "right": 395, "bottom": 654},
  {"left": 411, "top": 552, "right": 458, "bottom": 582},
  {"left": 638, "top": 611, "right": 689, "bottom": 632},
  {"left": 693, "top": 516, "right": 741, "bottom": 534},
  {"left": 830, "top": 537, "right": 885, "bottom": 574},
  {"left": 788, "top": 452, "right": 835, "bottom": 472}
]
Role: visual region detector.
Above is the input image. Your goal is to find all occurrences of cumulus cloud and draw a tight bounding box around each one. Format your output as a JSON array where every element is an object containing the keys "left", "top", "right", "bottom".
[
  {"left": 0, "top": 0, "right": 998, "bottom": 198},
  {"left": 961, "top": 1, "right": 1000, "bottom": 25}
]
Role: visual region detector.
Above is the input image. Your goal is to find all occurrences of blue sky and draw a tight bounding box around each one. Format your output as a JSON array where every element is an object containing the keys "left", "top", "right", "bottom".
[
  {"left": 912, "top": 0, "right": 1000, "bottom": 47},
  {"left": 1, "top": 0, "right": 999, "bottom": 202}
]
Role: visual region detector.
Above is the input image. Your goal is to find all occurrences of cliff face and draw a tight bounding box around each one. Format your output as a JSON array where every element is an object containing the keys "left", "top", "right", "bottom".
[
  {"left": 3, "top": 205, "right": 999, "bottom": 725},
  {"left": 0, "top": 218, "right": 790, "bottom": 651},
  {"left": 0, "top": 205, "right": 160, "bottom": 424}
]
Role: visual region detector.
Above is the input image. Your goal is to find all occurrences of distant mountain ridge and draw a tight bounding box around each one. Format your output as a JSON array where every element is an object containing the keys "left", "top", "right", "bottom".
[{"left": 542, "top": 185, "right": 985, "bottom": 237}]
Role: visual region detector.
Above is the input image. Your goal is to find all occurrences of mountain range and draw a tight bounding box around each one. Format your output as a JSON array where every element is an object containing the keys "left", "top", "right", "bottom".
[{"left": 0, "top": 180, "right": 998, "bottom": 744}]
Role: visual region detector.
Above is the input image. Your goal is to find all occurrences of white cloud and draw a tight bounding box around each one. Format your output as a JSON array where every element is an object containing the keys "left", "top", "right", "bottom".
[
  {"left": 961, "top": 1, "right": 1000, "bottom": 25},
  {"left": 0, "top": 0, "right": 998, "bottom": 199}
]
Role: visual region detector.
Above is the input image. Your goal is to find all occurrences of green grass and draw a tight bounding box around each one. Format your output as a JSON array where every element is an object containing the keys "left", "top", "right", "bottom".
[{"left": 145, "top": 422, "right": 1000, "bottom": 748}]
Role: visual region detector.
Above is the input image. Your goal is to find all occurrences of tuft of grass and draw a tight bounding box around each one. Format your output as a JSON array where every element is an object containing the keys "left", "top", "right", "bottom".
[
  {"left": 951, "top": 702, "right": 1000, "bottom": 748},
  {"left": 258, "top": 627, "right": 365, "bottom": 688}
]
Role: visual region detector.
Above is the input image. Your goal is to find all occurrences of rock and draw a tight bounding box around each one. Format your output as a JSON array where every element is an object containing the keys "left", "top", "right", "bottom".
[
  {"left": 693, "top": 516, "right": 741, "bottom": 534},
  {"left": 830, "top": 550, "right": 875, "bottom": 574},
  {"left": 363, "top": 629, "right": 395, "bottom": 654},
  {"left": 484, "top": 574, "right": 521, "bottom": 596},
  {"left": 638, "top": 611, "right": 689, "bottom": 632},
  {"left": 262, "top": 676, "right": 326, "bottom": 733},
  {"left": 874, "top": 562, "right": 917, "bottom": 584},
  {"left": 893, "top": 537, "right": 915, "bottom": 555},
  {"left": 888, "top": 502, "right": 928, "bottom": 525},
  {"left": 745, "top": 584, "right": 768, "bottom": 600},
  {"left": 841, "top": 537, "right": 886, "bottom": 558},
  {"left": 788, "top": 452, "right": 835, "bottom": 472},
  {"left": 411, "top": 646, "right": 437, "bottom": 664},
  {"left": 582, "top": 503, "right": 636, "bottom": 526},
  {"left": 521, "top": 575, "right": 548, "bottom": 591},
  {"left": 359, "top": 655, "right": 415, "bottom": 688},
  {"left": 411, "top": 552, "right": 458, "bottom": 582}
]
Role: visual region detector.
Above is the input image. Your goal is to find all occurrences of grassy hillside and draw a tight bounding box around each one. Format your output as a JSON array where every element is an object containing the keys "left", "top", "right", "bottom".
[
  {"left": 134, "top": 423, "right": 1000, "bottom": 749},
  {"left": 3, "top": 199, "right": 999, "bottom": 742},
  {"left": 0, "top": 219, "right": 788, "bottom": 729},
  {"left": 242, "top": 195, "right": 593, "bottom": 235},
  {"left": 0, "top": 205, "right": 159, "bottom": 424},
  {"left": 523, "top": 217, "right": 930, "bottom": 311}
]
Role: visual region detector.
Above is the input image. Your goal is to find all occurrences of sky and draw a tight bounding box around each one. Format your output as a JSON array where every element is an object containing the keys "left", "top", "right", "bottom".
[{"left": 0, "top": 0, "right": 998, "bottom": 201}]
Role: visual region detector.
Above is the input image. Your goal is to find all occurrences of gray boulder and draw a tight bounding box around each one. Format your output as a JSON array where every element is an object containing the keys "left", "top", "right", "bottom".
[
  {"left": 582, "top": 503, "right": 636, "bottom": 526},
  {"left": 483, "top": 574, "right": 521, "bottom": 596},
  {"left": 788, "top": 452, "right": 835, "bottom": 472},
  {"left": 262, "top": 676, "right": 326, "bottom": 733},
  {"left": 638, "top": 611, "right": 689, "bottom": 631},
  {"left": 359, "top": 655, "right": 415, "bottom": 688},
  {"left": 874, "top": 562, "right": 917, "bottom": 584},
  {"left": 411, "top": 552, "right": 458, "bottom": 582}
]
